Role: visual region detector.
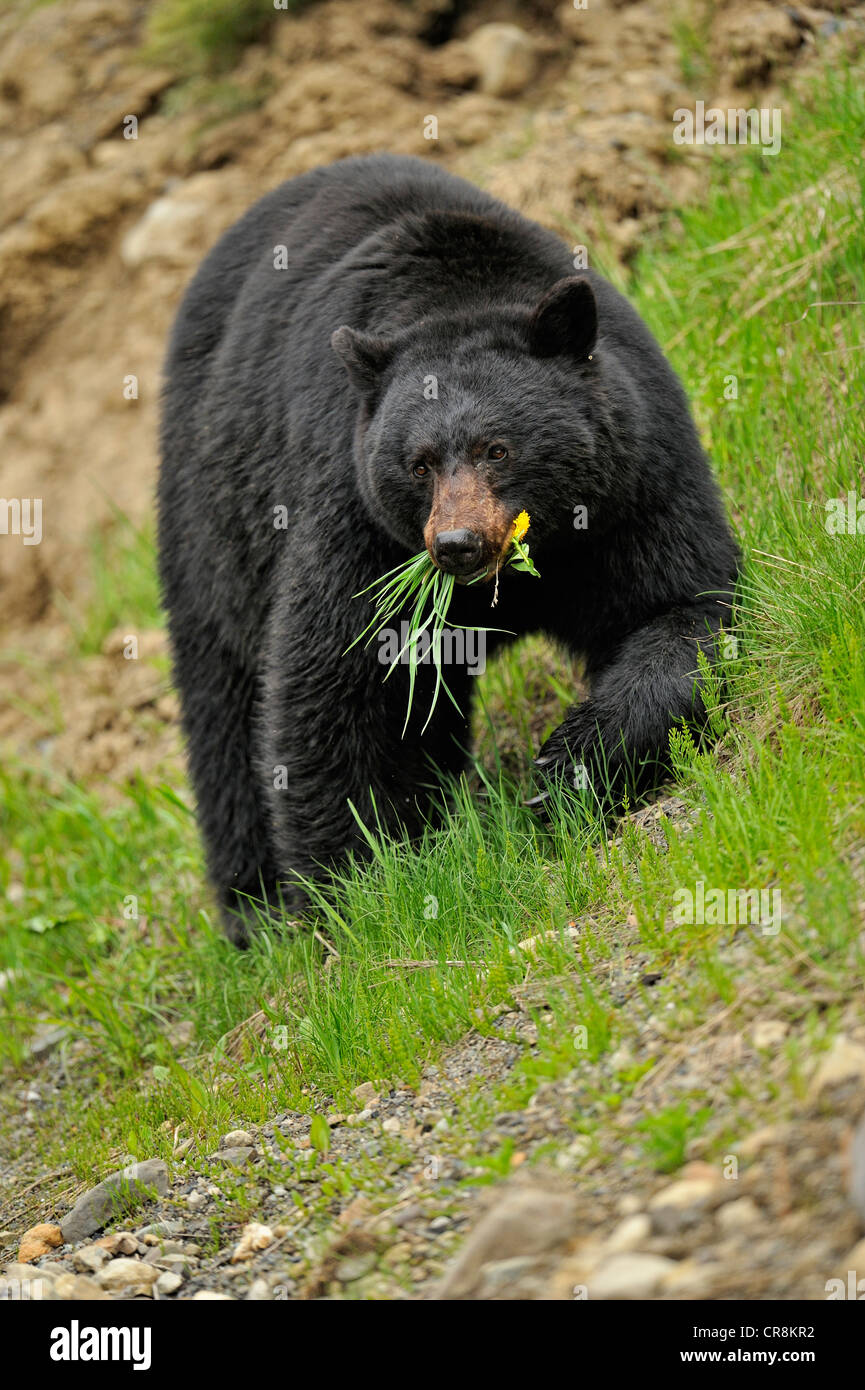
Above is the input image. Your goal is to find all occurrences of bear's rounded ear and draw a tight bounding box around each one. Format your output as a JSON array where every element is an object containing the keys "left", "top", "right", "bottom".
[
  {"left": 527, "top": 277, "right": 597, "bottom": 361},
  {"left": 331, "top": 325, "right": 395, "bottom": 398}
]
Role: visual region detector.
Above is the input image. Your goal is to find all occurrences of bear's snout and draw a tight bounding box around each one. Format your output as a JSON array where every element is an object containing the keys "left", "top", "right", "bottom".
[
  {"left": 433, "top": 529, "right": 484, "bottom": 577},
  {"left": 423, "top": 467, "right": 515, "bottom": 580}
]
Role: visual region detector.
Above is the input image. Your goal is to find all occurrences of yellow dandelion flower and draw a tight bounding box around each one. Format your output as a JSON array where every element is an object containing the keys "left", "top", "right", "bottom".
[{"left": 512, "top": 510, "right": 530, "bottom": 543}]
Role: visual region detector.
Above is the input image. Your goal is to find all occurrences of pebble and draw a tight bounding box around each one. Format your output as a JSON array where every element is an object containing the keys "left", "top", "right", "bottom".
[
  {"left": 135, "top": 1219, "right": 184, "bottom": 1239},
  {"left": 72, "top": 1244, "right": 110, "bottom": 1274},
  {"left": 589, "top": 1252, "right": 677, "bottom": 1300},
  {"left": 95, "top": 1232, "right": 139, "bottom": 1255},
  {"left": 231, "top": 1223, "right": 273, "bottom": 1263},
  {"left": 97, "top": 1258, "right": 160, "bottom": 1292},
  {"left": 648, "top": 1178, "right": 720, "bottom": 1211},
  {"left": 717, "top": 1197, "right": 762, "bottom": 1232},
  {"left": 210, "top": 1146, "right": 254, "bottom": 1167},
  {"left": 617, "top": 1194, "right": 643, "bottom": 1217},
  {"left": 220, "top": 1129, "right": 254, "bottom": 1149},
  {"left": 155, "top": 1270, "right": 184, "bottom": 1295},
  {"left": 603, "top": 1213, "right": 652, "bottom": 1254}
]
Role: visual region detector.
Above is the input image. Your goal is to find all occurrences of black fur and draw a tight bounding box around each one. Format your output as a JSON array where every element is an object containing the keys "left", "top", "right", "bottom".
[{"left": 158, "top": 153, "right": 738, "bottom": 942}]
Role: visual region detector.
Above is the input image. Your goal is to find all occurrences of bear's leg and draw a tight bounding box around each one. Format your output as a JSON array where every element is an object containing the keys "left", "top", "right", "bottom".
[
  {"left": 170, "top": 621, "right": 279, "bottom": 942},
  {"left": 258, "top": 641, "right": 474, "bottom": 901},
  {"left": 533, "top": 600, "right": 728, "bottom": 808}
]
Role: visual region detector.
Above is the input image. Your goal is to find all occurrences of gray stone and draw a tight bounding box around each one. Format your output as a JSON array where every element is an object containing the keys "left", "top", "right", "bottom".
[
  {"left": 435, "top": 1184, "right": 576, "bottom": 1299},
  {"left": 134, "top": 1219, "right": 183, "bottom": 1239},
  {"left": 209, "top": 1147, "right": 253, "bottom": 1167},
  {"left": 60, "top": 1159, "right": 170, "bottom": 1243}
]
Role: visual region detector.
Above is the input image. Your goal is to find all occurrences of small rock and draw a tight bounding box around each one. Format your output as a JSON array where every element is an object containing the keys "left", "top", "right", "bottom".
[
  {"left": 192, "top": 1290, "right": 235, "bottom": 1300},
  {"left": 210, "top": 1147, "right": 254, "bottom": 1167},
  {"left": 135, "top": 1220, "right": 183, "bottom": 1239},
  {"left": 392, "top": 1204, "right": 423, "bottom": 1228},
  {"left": 50, "top": 1273, "right": 109, "bottom": 1302},
  {"left": 467, "top": 23, "right": 538, "bottom": 98},
  {"left": 435, "top": 1184, "right": 576, "bottom": 1300},
  {"left": 246, "top": 1277, "right": 273, "bottom": 1300},
  {"left": 514, "top": 925, "right": 580, "bottom": 956},
  {"left": 95, "top": 1233, "right": 139, "bottom": 1255},
  {"left": 429, "top": 1216, "right": 451, "bottom": 1233},
  {"left": 738, "top": 1124, "right": 786, "bottom": 1158},
  {"left": 60, "top": 1160, "right": 169, "bottom": 1243},
  {"left": 617, "top": 1194, "right": 643, "bottom": 1218},
  {"left": 603, "top": 1213, "right": 651, "bottom": 1255},
  {"left": 648, "top": 1178, "right": 720, "bottom": 1212},
  {"left": 18, "top": 1223, "right": 63, "bottom": 1263},
  {"left": 590, "top": 1253, "right": 677, "bottom": 1300},
  {"left": 220, "top": 1129, "right": 254, "bottom": 1149},
  {"left": 717, "top": 1197, "right": 762, "bottom": 1232},
  {"left": 97, "top": 1258, "right": 160, "bottom": 1292},
  {"left": 155, "top": 1270, "right": 183, "bottom": 1295},
  {"left": 810, "top": 1036, "right": 865, "bottom": 1098},
  {"left": 140, "top": 1240, "right": 187, "bottom": 1259},
  {"left": 231, "top": 1223, "right": 274, "bottom": 1263},
  {"left": 351, "top": 1082, "right": 380, "bottom": 1106},
  {"left": 72, "top": 1245, "right": 110, "bottom": 1274},
  {"left": 186, "top": 1191, "right": 205, "bottom": 1209},
  {"left": 27, "top": 1025, "right": 69, "bottom": 1058},
  {"left": 148, "top": 1254, "right": 199, "bottom": 1271},
  {"left": 381, "top": 1117, "right": 401, "bottom": 1135}
]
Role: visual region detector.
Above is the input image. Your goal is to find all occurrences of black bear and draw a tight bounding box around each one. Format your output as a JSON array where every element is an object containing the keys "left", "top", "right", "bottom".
[{"left": 158, "top": 153, "right": 738, "bottom": 942}]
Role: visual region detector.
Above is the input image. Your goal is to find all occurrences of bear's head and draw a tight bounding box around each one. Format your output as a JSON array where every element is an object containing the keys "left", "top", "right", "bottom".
[{"left": 332, "top": 276, "right": 603, "bottom": 581}]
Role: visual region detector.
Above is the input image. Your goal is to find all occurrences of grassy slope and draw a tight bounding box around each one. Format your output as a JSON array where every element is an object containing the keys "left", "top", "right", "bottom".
[{"left": 1, "top": 61, "right": 863, "bottom": 1230}]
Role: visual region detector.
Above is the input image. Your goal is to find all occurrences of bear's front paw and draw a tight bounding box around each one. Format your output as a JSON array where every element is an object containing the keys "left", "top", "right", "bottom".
[{"left": 526, "top": 703, "right": 608, "bottom": 816}]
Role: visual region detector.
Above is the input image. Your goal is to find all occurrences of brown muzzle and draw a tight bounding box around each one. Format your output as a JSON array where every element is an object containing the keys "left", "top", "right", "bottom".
[{"left": 423, "top": 469, "right": 515, "bottom": 579}]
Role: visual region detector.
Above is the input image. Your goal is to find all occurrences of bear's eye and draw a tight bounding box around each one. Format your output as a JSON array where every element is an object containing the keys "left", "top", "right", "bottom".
[
  {"left": 487, "top": 444, "right": 508, "bottom": 462},
  {"left": 411, "top": 460, "right": 430, "bottom": 479}
]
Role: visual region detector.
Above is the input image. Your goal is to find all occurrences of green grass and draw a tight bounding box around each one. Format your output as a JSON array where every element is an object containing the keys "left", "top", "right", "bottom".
[
  {"left": 671, "top": 0, "right": 716, "bottom": 86},
  {"left": 142, "top": 0, "right": 285, "bottom": 78},
  {"left": 1, "top": 61, "right": 864, "bottom": 1202},
  {"left": 57, "top": 512, "right": 163, "bottom": 657}
]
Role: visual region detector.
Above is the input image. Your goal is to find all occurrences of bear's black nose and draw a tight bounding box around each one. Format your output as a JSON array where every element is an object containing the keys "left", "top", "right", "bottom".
[{"left": 433, "top": 529, "right": 483, "bottom": 575}]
